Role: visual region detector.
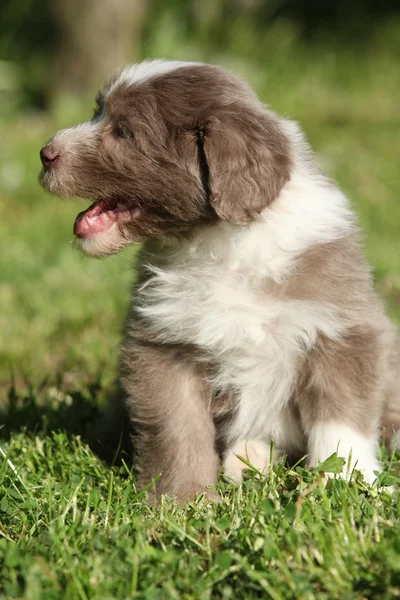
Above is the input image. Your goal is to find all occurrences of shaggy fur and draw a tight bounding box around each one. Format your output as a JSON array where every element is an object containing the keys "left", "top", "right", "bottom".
[{"left": 40, "top": 59, "right": 400, "bottom": 502}]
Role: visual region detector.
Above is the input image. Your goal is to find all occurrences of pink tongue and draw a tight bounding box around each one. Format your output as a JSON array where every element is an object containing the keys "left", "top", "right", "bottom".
[{"left": 74, "top": 201, "right": 117, "bottom": 238}]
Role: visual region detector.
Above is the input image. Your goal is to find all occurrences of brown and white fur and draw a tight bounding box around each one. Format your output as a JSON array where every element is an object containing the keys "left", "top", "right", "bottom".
[{"left": 40, "top": 60, "right": 400, "bottom": 503}]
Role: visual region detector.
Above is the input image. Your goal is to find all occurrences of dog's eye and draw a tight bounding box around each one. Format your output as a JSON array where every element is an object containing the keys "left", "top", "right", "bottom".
[{"left": 115, "top": 124, "right": 133, "bottom": 139}]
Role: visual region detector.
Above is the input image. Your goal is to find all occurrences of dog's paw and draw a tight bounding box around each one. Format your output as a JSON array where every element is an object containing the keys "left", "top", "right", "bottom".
[{"left": 223, "top": 439, "right": 282, "bottom": 483}]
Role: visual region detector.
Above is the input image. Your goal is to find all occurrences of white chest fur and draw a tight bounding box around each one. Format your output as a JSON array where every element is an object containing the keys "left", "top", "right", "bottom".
[
  {"left": 137, "top": 253, "right": 340, "bottom": 448},
  {"left": 137, "top": 172, "right": 352, "bottom": 448}
]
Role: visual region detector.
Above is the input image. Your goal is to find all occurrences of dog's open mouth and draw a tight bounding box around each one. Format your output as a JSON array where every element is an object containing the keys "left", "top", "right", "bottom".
[{"left": 73, "top": 198, "right": 143, "bottom": 238}]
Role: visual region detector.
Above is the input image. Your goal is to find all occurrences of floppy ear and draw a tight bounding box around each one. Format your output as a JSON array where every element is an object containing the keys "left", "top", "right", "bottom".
[{"left": 203, "top": 105, "right": 291, "bottom": 224}]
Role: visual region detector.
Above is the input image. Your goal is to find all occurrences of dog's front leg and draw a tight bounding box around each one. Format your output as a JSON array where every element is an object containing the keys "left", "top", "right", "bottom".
[
  {"left": 299, "top": 329, "right": 384, "bottom": 485},
  {"left": 120, "top": 338, "right": 220, "bottom": 504}
]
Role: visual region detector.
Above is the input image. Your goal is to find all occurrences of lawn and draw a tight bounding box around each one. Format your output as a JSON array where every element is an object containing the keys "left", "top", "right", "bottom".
[{"left": 1, "top": 21, "right": 400, "bottom": 599}]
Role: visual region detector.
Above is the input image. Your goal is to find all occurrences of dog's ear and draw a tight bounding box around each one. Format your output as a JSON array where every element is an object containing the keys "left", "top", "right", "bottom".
[{"left": 202, "top": 105, "right": 291, "bottom": 224}]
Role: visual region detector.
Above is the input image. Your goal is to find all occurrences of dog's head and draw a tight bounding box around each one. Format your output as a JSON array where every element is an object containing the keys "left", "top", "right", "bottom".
[{"left": 40, "top": 60, "right": 291, "bottom": 257}]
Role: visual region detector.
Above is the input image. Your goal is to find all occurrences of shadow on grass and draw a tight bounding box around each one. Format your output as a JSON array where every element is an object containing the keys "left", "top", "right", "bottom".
[{"left": 0, "top": 376, "right": 134, "bottom": 466}]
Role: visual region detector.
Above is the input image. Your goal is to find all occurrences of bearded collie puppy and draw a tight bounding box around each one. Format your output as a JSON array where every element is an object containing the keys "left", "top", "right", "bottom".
[{"left": 40, "top": 60, "right": 400, "bottom": 502}]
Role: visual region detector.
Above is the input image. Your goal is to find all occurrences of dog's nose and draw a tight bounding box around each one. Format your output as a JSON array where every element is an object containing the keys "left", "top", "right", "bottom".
[{"left": 40, "top": 144, "right": 60, "bottom": 168}]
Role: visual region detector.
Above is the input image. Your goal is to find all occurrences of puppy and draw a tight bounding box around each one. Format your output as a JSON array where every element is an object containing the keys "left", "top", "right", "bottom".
[{"left": 40, "top": 60, "right": 400, "bottom": 502}]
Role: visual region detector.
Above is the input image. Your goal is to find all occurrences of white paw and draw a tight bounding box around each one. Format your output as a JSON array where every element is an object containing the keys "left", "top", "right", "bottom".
[
  {"left": 223, "top": 439, "right": 281, "bottom": 482},
  {"left": 308, "top": 422, "right": 383, "bottom": 486}
]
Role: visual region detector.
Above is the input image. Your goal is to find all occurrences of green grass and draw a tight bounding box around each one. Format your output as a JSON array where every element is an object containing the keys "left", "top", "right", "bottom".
[
  {"left": 2, "top": 20, "right": 400, "bottom": 599},
  {"left": 1, "top": 427, "right": 400, "bottom": 599}
]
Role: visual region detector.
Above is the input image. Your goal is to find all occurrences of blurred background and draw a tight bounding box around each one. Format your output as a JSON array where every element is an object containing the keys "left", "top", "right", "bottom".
[{"left": 1, "top": 0, "right": 400, "bottom": 403}]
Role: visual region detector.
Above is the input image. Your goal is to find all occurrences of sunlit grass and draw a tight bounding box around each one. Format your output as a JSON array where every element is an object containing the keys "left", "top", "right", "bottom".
[{"left": 1, "top": 421, "right": 400, "bottom": 598}]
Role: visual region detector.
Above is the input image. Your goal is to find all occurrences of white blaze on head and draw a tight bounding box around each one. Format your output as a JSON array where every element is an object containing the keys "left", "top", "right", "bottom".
[{"left": 106, "top": 59, "right": 204, "bottom": 95}]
